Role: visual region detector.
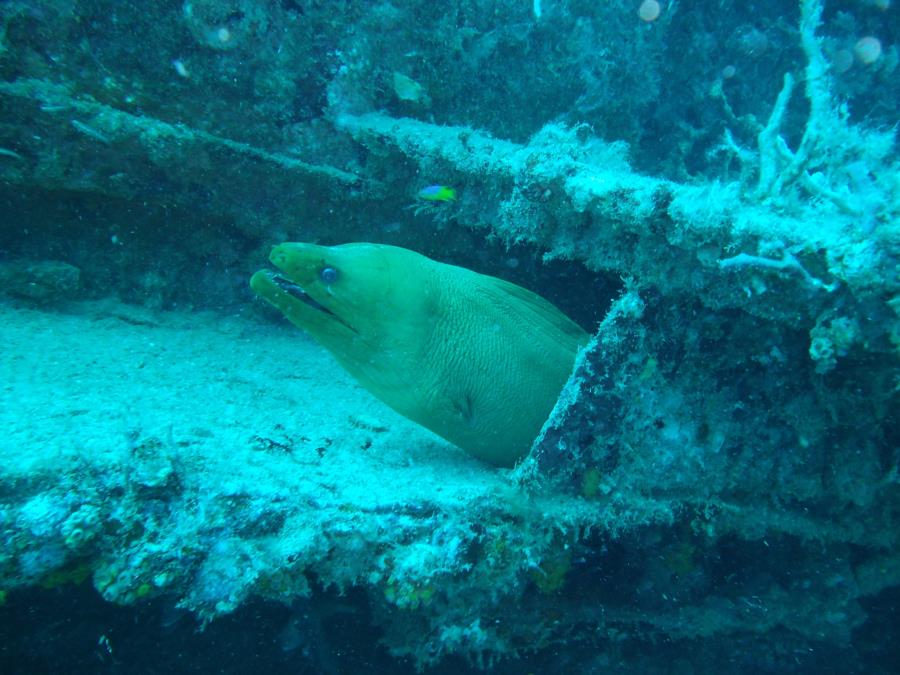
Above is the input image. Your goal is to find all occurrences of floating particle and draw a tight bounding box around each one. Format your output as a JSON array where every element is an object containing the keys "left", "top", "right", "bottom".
[
  {"left": 722, "top": 65, "right": 737, "bottom": 79},
  {"left": 736, "top": 26, "right": 769, "bottom": 56},
  {"left": 854, "top": 36, "right": 882, "bottom": 64},
  {"left": 393, "top": 72, "right": 428, "bottom": 104},
  {"left": 172, "top": 59, "right": 189, "bottom": 78},
  {"left": 832, "top": 49, "right": 854, "bottom": 73},
  {"left": 638, "top": 0, "right": 661, "bottom": 22}
]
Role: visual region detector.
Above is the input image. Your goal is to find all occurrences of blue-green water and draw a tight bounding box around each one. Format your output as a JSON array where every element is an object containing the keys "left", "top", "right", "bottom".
[{"left": 0, "top": 0, "right": 897, "bottom": 672}]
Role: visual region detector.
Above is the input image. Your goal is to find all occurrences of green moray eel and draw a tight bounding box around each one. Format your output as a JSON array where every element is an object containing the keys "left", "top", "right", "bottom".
[{"left": 250, "top": 243, "right": 589, "bottom": 466}]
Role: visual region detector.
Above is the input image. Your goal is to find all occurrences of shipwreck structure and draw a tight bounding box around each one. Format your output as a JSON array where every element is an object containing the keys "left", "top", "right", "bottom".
[{"left": 1, "top": 0, "right": 897, "bottom": 671}]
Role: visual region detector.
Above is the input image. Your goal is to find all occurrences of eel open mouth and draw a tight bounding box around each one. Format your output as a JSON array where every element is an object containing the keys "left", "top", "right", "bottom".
[
  {"left": 268, "top": 271, "right": 359, "bottom": 334},
  {"left": 271, "top": 273, "right": 331, "bottom": 313}
]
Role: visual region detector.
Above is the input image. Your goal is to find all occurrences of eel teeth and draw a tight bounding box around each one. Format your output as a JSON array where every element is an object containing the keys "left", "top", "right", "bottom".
[
  {"left": 271, "top": 272, "right": 359, "bottom": 335},
  {"left": 272, "top": 273, "right": 330, "bottom": 313}
]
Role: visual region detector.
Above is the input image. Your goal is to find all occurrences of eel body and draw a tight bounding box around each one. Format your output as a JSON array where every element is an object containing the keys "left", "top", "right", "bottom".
[{"left": 250, "top": 242, "right": 588, "bottom": 466}]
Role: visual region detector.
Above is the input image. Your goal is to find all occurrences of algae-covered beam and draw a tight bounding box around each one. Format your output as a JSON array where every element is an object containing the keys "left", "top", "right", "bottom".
[
  {"left": 0, "top": 78, "right": 360, "bottom": 237},
  {"left": 335, "top": 110, "right": 815, "bottom": 247},
  {"left": 336, "top": 111, "right": 886, "bottom": 332},
  {"left": 518, "top": 289, "right": 646, "bottom": 487}
]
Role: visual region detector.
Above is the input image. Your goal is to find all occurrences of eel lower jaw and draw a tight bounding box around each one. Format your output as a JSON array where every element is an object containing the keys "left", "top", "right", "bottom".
[{"left": 269, "top": 271, "right": 359, "bottom": 335}]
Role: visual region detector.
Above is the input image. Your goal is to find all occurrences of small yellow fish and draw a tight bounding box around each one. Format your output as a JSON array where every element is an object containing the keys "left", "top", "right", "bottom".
[{"left": 417, "top": 185, "right": 456, "bottom": 202}]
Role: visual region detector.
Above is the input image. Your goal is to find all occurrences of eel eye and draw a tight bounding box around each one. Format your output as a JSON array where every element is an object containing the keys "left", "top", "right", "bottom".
[{"left": 319, "top": 266, "right": 339, "bottom": 283}]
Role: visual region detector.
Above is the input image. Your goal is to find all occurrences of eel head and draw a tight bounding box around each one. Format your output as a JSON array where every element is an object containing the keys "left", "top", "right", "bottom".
[{"left": 250, "top": 242, "right": 428, "bottom": 352}]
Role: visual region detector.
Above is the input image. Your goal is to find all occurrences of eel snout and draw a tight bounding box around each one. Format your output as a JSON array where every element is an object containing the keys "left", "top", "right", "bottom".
[{"left": 253, "top": 269, "right": 358, "bottom": 335}]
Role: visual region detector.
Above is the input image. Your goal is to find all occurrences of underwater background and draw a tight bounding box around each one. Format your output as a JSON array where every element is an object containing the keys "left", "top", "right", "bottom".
[{"left": 1, "top": 0, "right": 898, "bottom": 672}]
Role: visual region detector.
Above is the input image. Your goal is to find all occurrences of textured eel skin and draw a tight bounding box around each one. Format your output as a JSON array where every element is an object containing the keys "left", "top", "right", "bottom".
[{"left": 250, "top": 243, "right": 589, "bottom": 466}]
